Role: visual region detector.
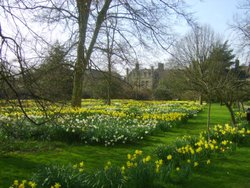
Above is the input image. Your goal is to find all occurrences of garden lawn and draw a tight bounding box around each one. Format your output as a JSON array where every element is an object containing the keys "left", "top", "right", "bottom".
[{"left": 0, "top": 103, "right": 249, "bottom": 187}]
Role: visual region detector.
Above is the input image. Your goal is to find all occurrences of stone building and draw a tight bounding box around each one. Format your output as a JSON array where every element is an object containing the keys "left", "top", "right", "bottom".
[
  {"left": 126, "top": 63, "right": 165, "bottom": 91},
  {"left": 241, "top": 63, "right": 250, "bottom": 81}
]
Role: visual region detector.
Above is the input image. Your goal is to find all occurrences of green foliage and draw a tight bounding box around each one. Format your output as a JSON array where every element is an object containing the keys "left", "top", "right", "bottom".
[
  {"left": 32, "top": 42, "right": 73, "bottom": 101},
  {"left": 153, "top": 86, "right": 173, "bottom": 100},
  {"left": 133, "top": 88, "right": 153, "bottom": 100},
  {"left": 126, "top": 106, "right": 142, "bottom": 117},
  {"left": 154, "top": 69, "right": 190, "bottom": 100},
  {"left": 82, "top": 71, "right": 132, "bottom": 99},
  {"left": 87, "top": 166, "right": 126, "bottom": 188},
  {"left": 32, "top": 164, "right": 88, "bottom": 188},
  {"left": 125, "top": 161, "right": 157, "bottom": 188}
]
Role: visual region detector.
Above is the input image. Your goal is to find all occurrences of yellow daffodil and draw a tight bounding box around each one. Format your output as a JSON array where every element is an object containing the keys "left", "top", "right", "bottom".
[
  {"left": 127, "top": 154, "right": 131, "bottom": 160},
  {"left": 127, "top": 161, "right": 133, "bottom": 168},
  {"left": 135, "top": 150, "right": 142, "bottom": 155},
  {"left": 121, "top": 166, "right": 126, "bottom": 174},
  {"left": 28, "top": 181, "right": 37, "bottom": 188},
  {"left": 79, "top": 161, "right": 84, "bottom": 167},
  {"left": 196, "top": 147, "right": 202, "bottom": 153},
  {"left": 146, "top": 155, "right": 151, "bottom": 162},
  {"left": 167, "top": 154, "right": 172, "bottom": 160},
  {"left": 14, "top": 180, "right": 19, "bottom": 186}
]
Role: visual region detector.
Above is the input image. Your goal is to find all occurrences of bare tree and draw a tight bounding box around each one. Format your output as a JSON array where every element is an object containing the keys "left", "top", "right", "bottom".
[
  {"left": 231, "top": 0, "right": 250, "bottom": 60},
  {"left": 0, "top": 0, "right": 194, "bottom": 107},
  {"left": 215, "top": 70, "right": 248, "bottom": 126},
  {"left": 171, "top": 25, "right": 220, "bottom": 103},
  {"left": 171, "top": 25, "right": 236, "bottom": 139},
  {"left": 0, "top": 22, "right": 57, "bottom": 124}
]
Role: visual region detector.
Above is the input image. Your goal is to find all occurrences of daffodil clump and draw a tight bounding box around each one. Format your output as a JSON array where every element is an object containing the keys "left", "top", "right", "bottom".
[
  {"left": 235, "top": 111, "right": 247, "bottom": 119},
  {"left": 56, "top": 114, "right": 158, "bottom": 146},
  {"left": 0, "top": 99, "right": 202, "bottom": 122},
  {"left": 73, "top": 161, "right": 85, "bottom": 173},
  {"left": 121, "top": 150, "right": 161, "bottom": 187},
  {"left": 158, "top": 136, "right": 231, "bottom": 164},
  {"left": 0, "top": 100, "right": 202, "bottom": 146},
  {"left": 21, "top": 150, "right": 168, "bottom": 188},
  {"left": 9, "top": 180, "right": 37, "bottom": 188},
  {"left": 0, "top": 99, "right": 202, "bottom": 121},
  {"left": 203, "top": 123, "right": 250, "bottom": 145},
  {"left": 156, "top": 123, "right": 250, "bottom": 178},
  {"left": 9, "top": 180, "right": 61, "bottom": 188},
  {"left": 157, "top": 136, "right": 233, "bottom": 176}
]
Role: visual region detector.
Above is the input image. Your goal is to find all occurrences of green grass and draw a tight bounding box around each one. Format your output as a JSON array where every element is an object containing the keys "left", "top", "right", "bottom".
[
  {"left": 182, "top": 146, "right": 250, "bottom": 188},
  {"left": 1, "top": 103, "right": 249, "bottom": 187}
]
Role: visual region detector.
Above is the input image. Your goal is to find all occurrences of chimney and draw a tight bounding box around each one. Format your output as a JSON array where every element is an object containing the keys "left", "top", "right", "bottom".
[
  {"left": 135, "top": 62, "right": 139, "bottom": 71},
  {"left": 151, "top": 66, "right": 154, "bottom": 71},
  {"left": 126, "top": 68, "right": 129, "bottom": 82},
  {"left": 158, "top": 63, "right": 164, "bottom": 71}
]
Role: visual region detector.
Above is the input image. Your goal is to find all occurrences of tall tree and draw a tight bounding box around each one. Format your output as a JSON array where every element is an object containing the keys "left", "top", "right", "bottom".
[
  {"left": 206, "top": 42, "right": 237, "bottom": 124},
  {"left": 171, "top": 25, "right": 220, "bottom": 103},
  {"left": 71, "top": 0, "right": 112, "bottom": 107},
  {"left": 32, "top": 43, "right": 73, "bottom": 101},
  {"left": 171, "top": 25, "right": 236, "bottom": 139}
]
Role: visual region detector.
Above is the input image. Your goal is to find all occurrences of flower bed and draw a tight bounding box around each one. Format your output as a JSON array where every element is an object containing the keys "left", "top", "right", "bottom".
[{"left": 0, "top": 100, "right": 202, "bottom": 145}]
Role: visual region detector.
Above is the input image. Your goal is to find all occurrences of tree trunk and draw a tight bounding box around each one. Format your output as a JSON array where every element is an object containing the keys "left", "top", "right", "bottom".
[
  {"left": 225, "top": 103, "right": 236, "bottom": 126},
  {"left": 71, "top": 0, "right": 112, "bottom": 107},
  {"left": 199, "top": 94, "right": 203, "bottom": 105},
  {"left": 71, "top": 57, "right": 86, "bottom": 107},
  {"left": 71, "top": 0, "right": 91, "bottom": 107},
  {"left": 107, "top": 53, "right": 112, "bottom": 105},
  {"left": 225, "top": 102, "right": 238, "bottom": 151},
  {"left": 237, "top": 101, "right": 241, "bottom": 111},
  {"left": 241, "top": 101, "right": 245, "bottom": 112},
  {"left": 207, "top": 102, "right": 211, "bottom": 142}
]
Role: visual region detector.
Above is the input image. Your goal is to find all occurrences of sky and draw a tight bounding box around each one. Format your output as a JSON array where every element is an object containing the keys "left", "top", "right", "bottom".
[
  {"left": 140, "top": 0, "right": 246, "bottom": 69},
  {"left": 1, "top": 0, "right": 247, "bottom": 72},
  {"left": 184, "top": 0, "right": 242, "bottom": 42}
]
